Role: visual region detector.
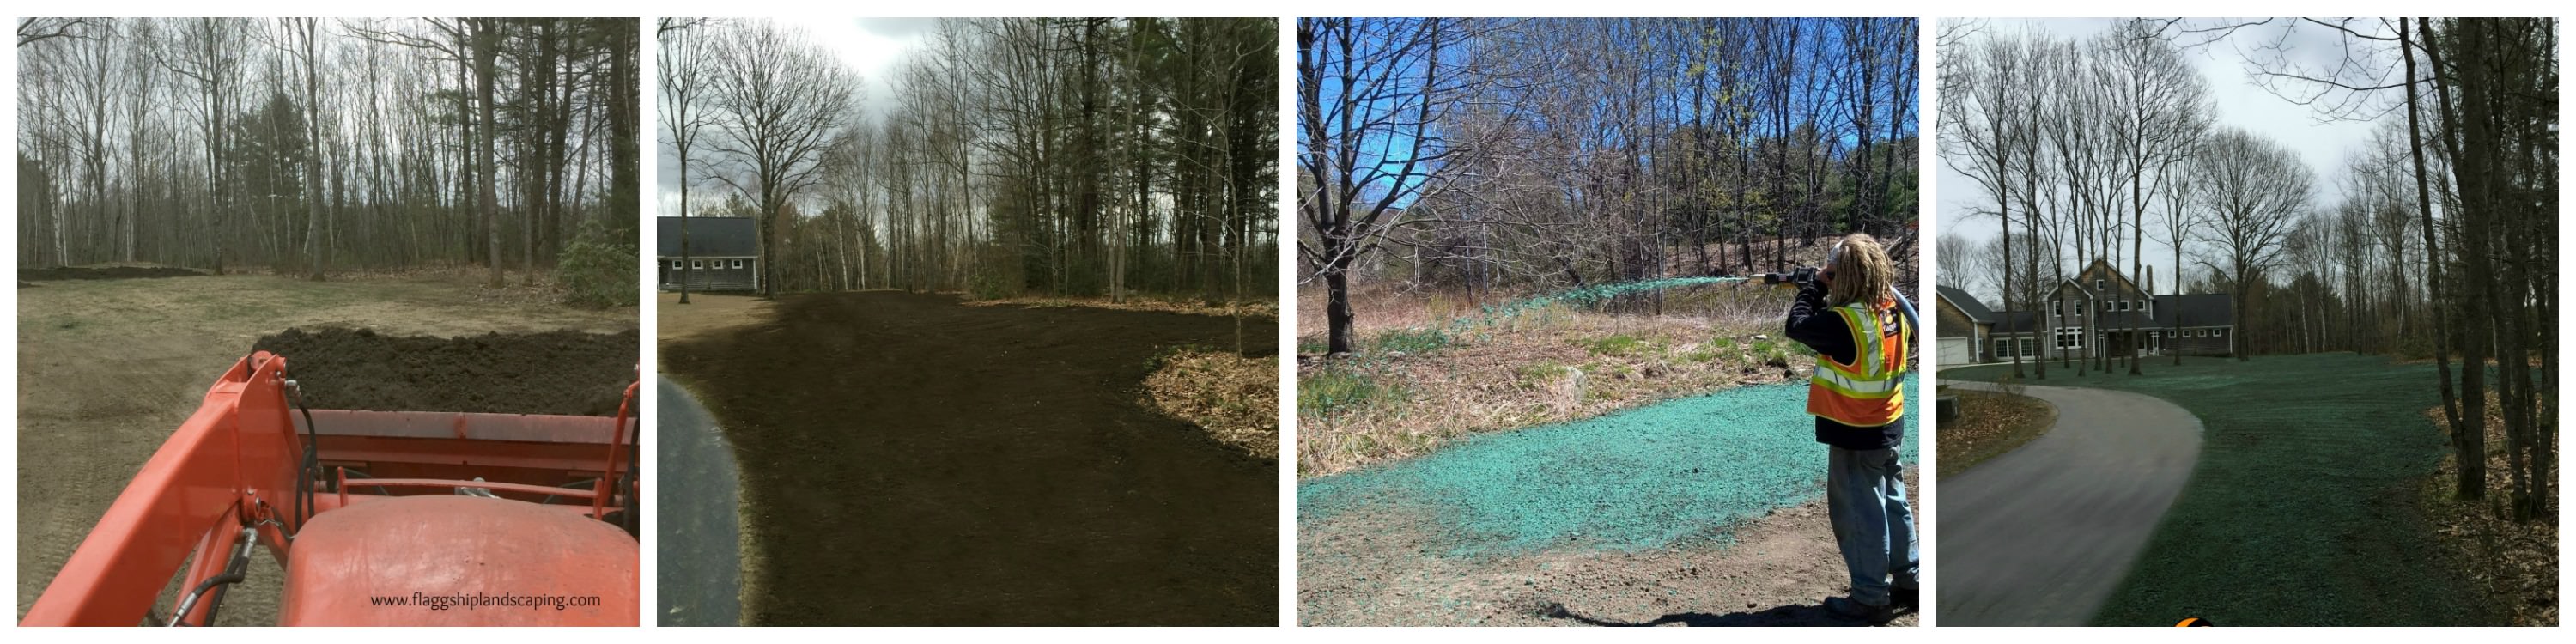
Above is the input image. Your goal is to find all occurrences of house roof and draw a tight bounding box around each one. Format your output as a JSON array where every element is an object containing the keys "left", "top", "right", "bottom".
[
  {"left": 2156, "top": 293, "right": 2233, "bottom": 328},
  {"left": 657, "top": 216, "right": 758, "bottom": 257},
  {"left": 1935, "top": 285, "right": 1996, "bottom": 324},
  {"left": 1997, "top": 293, "right": 2233, "bottom": 331},
  {"left": 1996, "top": 311, "right": 2044, "bottom": 334}
]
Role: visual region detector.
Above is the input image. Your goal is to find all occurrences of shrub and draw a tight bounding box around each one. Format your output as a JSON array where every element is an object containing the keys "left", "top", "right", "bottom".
[
  {"left": 1302, "top": 367, "right": 1402, "bottom": 416},
  {"left": 968, "top": 270, "right": 1018, "bottom": 301},
  {"left": 557, "top": 220, "right": 635, "bottom": 309},
  {"left": 1371, "top": 327, "right": 1451, "bottom": 355},
  {"left": 1583, "top": 333, "right": 1652, "bottom": 357},
  {"left": 1516, "top": 361, "right": 1570, "bottom": 386}
]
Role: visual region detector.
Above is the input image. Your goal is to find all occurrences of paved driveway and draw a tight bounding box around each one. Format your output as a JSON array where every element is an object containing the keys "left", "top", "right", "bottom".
[
  {"left": 1937, "top": 382, "right": 2202, "bottom": 626},
  {"left": 656, "top": 375, "right": 742, "bottom": 626}
]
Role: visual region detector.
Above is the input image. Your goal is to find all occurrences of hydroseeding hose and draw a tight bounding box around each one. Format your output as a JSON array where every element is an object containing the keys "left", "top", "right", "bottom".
[{"left": 1419, "top": 273, "right": 1916, "bottom": 350}]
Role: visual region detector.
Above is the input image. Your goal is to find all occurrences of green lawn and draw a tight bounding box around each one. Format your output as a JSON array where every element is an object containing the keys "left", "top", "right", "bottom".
[{"left": 1947, "top": 354, "right": 2487, "bottom": 626}]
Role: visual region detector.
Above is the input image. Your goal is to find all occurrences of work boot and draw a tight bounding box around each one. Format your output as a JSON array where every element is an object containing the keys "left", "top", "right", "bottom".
[
  {"left": 1824, "top": 596, "right": 1897, "bottom": 625},
  {"left": 1893, "top": 586, "right": 1920, "bottom": 611}
]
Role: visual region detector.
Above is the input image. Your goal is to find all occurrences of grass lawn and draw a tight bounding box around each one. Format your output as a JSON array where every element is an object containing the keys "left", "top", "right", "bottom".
[
  {"left": 1946, "top": 353, "right": 2487, "bottom": 625},
  {"left": 1933, "top": 386, "right": 2054, "bottom": 479}
]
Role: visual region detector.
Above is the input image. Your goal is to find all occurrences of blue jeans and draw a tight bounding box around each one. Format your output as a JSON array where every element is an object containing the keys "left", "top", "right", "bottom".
[{"left": 1827, "top": 447, "right": 1918, "bottom": 606}]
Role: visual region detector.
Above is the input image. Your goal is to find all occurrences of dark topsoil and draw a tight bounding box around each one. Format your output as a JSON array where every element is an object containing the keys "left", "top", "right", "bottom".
[
  {"left": 252, "top": 327, "right": 639, "bottom": 416},
  {"left": 660, "top": 291, "right": 1280, "bottom": 626},
  {"left": 21, "top": 266, "right": 207, "bottom": 281}
]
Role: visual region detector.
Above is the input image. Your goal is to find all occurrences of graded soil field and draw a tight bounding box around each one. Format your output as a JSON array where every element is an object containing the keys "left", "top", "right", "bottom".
[
  {"left": 18, "top": 272, "right": 635, "bottom": 625},
  {"left": 659, "top": 290, "right": 1279, "bottom": 626},
  {"left": 252, "top": 327, "right": 637, "bottom": 416}
]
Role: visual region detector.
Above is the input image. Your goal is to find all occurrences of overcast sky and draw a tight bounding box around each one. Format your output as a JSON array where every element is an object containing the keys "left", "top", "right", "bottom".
[
  {"left": 1935, "top": 18, "right": 2392, "bottom": 298},
  {"left": 655, "top": 17, "right": 933, "bottom": 216}
]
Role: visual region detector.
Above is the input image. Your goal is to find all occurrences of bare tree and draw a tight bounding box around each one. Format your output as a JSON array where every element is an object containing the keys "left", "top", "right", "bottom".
[
  {"left": 1936, "top": 232, "right": 1978, "bottom": 291},
  {"left": 1940, "top": 26, "right": 2037, "bottom": 378},
  {"left": 2192, "top": 127, "right": 2313, "bottom": 361},
  {"left": 2096, "top": 18, "right": 2211, "bottom": 373},
  {"left": 659, "top": 17, "right": 714, "bottom": 303},
  {"left": 1296, "top": 18, "right": 1479, "bottom": 355},
  {"left": 2153, "top": 155, "right": 2203, "bottom": 365},
  {"left": 704, "top": 19, "right": 858, "bottom": 298}
]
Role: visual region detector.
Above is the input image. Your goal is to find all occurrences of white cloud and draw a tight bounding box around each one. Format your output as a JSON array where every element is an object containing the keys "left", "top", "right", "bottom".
[
  {"left": 655, "top": 17, "right": 936, "bottom": 216},
  {"left": 1936, "top": 18, "right": 2390, "bottom": 295}
]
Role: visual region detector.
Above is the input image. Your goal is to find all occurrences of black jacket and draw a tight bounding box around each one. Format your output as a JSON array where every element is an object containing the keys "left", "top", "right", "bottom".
[{"left": 1783, "top": 281, "right": 1907, "bottom": 451}]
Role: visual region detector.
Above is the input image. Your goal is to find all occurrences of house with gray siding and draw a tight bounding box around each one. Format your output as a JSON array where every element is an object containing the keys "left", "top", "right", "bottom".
[
  {"left": 658, "top": 216, "right": 759, "bottom": 292},
  {"left": 1946, "top": 258, "right": 2235, "bottom": 362}
]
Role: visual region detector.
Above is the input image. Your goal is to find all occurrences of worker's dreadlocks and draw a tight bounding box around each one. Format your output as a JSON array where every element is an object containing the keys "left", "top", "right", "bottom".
[{"left": 1826, "top": 234, "right": 1896, "bottom": 308}]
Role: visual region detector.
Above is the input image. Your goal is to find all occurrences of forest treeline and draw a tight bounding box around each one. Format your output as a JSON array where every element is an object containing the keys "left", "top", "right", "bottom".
[
  {"left": 1939, "top": 18, "right": 2554, "bottom": 518},
  {"left": 1297, "top": 17, "right": 1921, "bottom": 355},
  {"left": 658, "top": 17, "right": 1278, "bottom": 301},
  {"left": 15, "top": 17, "right": 640, "bottom": 294}
]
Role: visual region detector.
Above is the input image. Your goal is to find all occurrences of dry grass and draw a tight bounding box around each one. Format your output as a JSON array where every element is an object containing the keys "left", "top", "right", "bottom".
[
  {"left": 967, "top": 293, "right": 1280, "bottom": 319},
  {"left": 2421, "top": 394, "right": 2559, "bottom": 627},
  {"left": 1294, "top": 282, "right": 1807, "bottom": 477},
  {"left": 1145, "top": 350, "right": 1281, "bottom": 460},
  {"left": 656, "top": 290, "right": 779, "bottom": 351},
  {"left": 1934, "top": 385, "right": 2057, "bottom": 479}
]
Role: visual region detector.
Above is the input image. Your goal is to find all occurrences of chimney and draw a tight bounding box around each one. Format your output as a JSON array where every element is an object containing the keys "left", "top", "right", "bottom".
[{"left": 2146, "top": 264, "right": 2156, "bottom": 295}]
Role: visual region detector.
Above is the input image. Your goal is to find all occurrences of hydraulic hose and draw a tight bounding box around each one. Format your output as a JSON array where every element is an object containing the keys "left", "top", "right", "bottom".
[{"left": 168, "top": 526, "right": 256, "bottom": 627}]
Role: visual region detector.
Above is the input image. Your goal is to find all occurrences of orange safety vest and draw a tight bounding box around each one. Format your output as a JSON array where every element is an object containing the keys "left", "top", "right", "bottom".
[{"left": 1807, "top": 300, "right": 1910, "bottom": 427}]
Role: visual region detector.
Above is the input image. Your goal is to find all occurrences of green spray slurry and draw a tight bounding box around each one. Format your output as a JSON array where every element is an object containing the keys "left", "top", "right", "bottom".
[
  {"left": 1384, "top": 276, "right": 1754, "bottom": 353},
  {"left": 1300, "top": 375, "right": 1918, "bottom": 556}
]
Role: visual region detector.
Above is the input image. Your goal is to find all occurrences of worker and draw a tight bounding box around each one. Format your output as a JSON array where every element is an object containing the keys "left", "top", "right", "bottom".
[{"left": 1782, "top": 233, "right": 1918, "bottom": 624}]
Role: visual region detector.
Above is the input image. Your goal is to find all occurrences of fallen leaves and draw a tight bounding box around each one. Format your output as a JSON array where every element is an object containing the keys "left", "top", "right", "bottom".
[{"left": 1145, "top": 350, "right": 1281, "bottom": 460}]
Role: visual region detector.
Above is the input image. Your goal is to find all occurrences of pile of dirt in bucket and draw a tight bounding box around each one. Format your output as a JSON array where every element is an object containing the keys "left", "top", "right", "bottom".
[
  {"left": 252, "top": 327, "right": 638, "bottom": 416},
  {"left": 21, "top": 266, "right": 207, "bottom": 281}
]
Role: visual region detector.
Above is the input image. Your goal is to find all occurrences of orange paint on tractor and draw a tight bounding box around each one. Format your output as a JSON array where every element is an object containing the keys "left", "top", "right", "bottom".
[
  {"left": 279, "top": 495, "right": 639, "bottom": 626},
  {"left": 20, "top": 353, "right": 640, "bottom": 627}
]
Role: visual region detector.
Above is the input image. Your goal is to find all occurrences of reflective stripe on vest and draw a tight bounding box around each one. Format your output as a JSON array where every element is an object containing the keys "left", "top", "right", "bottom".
[{"left": 1808, "top": 301, "right": 1909, "bottom": 427}]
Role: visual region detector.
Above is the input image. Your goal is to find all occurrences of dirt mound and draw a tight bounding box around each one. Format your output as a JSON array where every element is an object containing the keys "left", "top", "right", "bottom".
[
  {"left": 21, "top": 266, "right": 207, "bottom": 281},
  {"left": 252, "top": 327, "right": 637, "bottom": 416},
  {"left": 661, "top": 290, "right": 1279, "bottom": 625}
]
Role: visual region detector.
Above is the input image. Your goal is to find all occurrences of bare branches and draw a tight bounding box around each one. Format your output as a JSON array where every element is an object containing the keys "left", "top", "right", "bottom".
[{"left": 17, "top": 17, "right": 97, "bottom": 47}]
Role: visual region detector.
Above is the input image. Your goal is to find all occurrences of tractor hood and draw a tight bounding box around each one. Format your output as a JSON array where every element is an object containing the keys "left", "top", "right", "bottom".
[{"left": 279, "top": 495, "right": 639, "bottom": 626}]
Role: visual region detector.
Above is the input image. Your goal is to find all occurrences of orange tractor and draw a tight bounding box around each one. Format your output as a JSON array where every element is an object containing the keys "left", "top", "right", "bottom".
[{"left": 21, "top": 351, "right": 641, "bottom": 626}]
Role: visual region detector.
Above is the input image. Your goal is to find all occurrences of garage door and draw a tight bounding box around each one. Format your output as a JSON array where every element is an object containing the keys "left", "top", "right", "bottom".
[{"left": 1937, "top": 337, "right": 1971, "bottom": 367}]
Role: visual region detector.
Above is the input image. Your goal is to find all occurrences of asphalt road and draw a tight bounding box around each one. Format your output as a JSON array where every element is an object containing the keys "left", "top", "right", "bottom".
[
  {"left": 1937, "top": 381, "right": 2202, "bottom": 626},
  {"left": 655, "top": 375, "right": 743, "bottom": 626}
]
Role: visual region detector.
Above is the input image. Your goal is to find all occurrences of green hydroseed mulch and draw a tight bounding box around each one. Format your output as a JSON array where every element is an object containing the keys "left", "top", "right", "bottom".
[
  {"left": 1947, "top": 354, "right": 2493, "bottom": 626},
  {"left": 1298, "top": 376, "right": 1919, "bottom": 556}
]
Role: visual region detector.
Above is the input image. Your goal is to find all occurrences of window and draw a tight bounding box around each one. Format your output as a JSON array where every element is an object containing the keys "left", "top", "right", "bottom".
[
  {"left": 671, "top": 260, "right": 683, "bottom": 269},
  {"left": 2215, "top": 328, "right": 2226, "bottom": 337},
  {"left": 732, "top": 259, "right": 745, "bottom": 269},
  {"left": 2096, "top": 279, "right": 2106, "bottom": 289},
  {"left": 2018, "top": 337, "right": 2036, "bottom": 357},
  {"left": 692, "top": 260, "right": 704, "bottom": 270},
  {"left": 1995, "top": 338, "right": 2010, "bottom": 358},
  {"left": 2116, "top": 301, "right": 2129, "bottom": 312}
]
